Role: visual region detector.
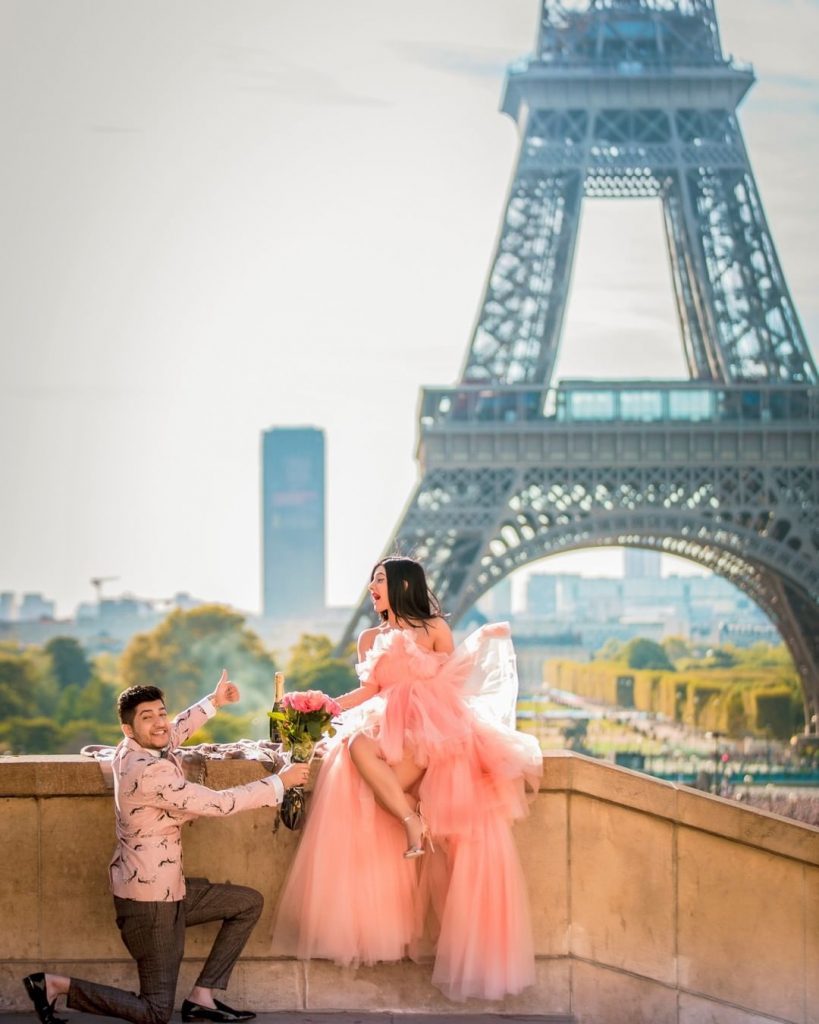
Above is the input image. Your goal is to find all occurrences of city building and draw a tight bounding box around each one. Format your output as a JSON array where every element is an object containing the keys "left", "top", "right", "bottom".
[
  {"left": 521, "top": 569, "right": 773, "bottom": 649},
  {"left": 477, "top": 576, "right": 513, "bottom": 618},
  {"left": 624, "top": 548, "right": 662, "bottom": 579},
  {"left": 261, "top": 426, "right": 326, "bottom": 620},
  {"left": 18, "top": 592, "right": 55, "bottom": 621},
  {"left": 0, "top": 592, "right": 14, "bottom": 622}
]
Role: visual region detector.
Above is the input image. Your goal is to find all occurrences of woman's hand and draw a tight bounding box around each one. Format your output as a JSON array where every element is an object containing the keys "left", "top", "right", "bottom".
[{"left": 479, "top": 621, "right": 511, "bottom": 639}]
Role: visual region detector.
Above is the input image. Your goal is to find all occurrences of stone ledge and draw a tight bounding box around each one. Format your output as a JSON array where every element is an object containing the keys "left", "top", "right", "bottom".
[
  {"left": 4, "top": 751, "right": 815, "bottom": 867},
  {"left": 3, "top": 956, "right": 808, "bottom": 1022},
  {"left": 0, "top": 1015, "right": 577, "bottom": 1024},
  {"left": 553, "top": 751, "right": 819, "bottom": 866},
  {"left": 2, "top": 751, "right": 816, "bottom": 1023}
]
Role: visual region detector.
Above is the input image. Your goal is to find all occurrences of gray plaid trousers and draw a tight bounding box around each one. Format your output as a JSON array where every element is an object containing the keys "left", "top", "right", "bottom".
[{"left": 67, "top": 878, "right": 263, "bottom": 1024}]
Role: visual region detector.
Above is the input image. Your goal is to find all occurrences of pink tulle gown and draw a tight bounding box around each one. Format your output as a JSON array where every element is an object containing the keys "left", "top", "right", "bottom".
[{"left": 271, "top": 623, "right": 543, "bottom": 1002}]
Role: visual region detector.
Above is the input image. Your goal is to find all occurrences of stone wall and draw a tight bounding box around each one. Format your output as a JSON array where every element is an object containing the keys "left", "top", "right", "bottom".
[{"left": 1, "top": 751, "right": 816, "bottom": 1024}]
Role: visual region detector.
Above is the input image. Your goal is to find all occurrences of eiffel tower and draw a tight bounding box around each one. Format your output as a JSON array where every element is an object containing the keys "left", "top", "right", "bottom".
[{"left": 339, "top": 0, "right": 819, "bottom": 736}]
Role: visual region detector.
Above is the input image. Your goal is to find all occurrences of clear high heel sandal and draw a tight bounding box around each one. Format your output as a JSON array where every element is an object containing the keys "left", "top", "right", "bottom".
[{"left": 402, "top": 809, "right": 434, "bottom": 859}]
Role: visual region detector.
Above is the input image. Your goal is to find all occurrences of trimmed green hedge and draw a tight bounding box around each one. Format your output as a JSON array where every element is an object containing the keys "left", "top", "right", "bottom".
[{"left": 545, "top": 659, "right": 804, "bottom": 739}]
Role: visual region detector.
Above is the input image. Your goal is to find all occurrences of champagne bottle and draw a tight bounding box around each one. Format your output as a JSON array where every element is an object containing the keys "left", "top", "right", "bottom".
[{"left": 269, "top": 671, "right": 285, "bottom": 743}]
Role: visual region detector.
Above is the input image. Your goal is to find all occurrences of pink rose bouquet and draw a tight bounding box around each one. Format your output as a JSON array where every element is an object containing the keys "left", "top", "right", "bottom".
[{"left": 268, "top": 690, "right": 342, "bottom": 762}]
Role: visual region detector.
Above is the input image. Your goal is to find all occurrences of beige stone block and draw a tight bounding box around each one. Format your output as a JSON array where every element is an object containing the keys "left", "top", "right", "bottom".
[
  {"left": 0, "top": 758, "right": 38, "bottom": 797},
  {"left": 569, "top": 795, "right": 675, "bottom": 984},
  {"left": 570, "top": 756, "right": 678, "bottom": 822},
  {"left": 301, "top": 959, "right": 447, "bottom": 1013},
  {"left": 0, "top": 756, "right": 111, "bottom": 798},
  {"left": 807, "top": 866, "right": 819, "bottom": 1024},
  {"left": 297, "top": 958, "right": 566, "bottom": 1014},
  {"left": 182, "top": 806, "right": 299, "bottom": 957},
  {"left": 679, "top": 990, "right": 796, "bottom": 1024},
  {"left": 518, "top": 792, "right": 569, "bottom": 956},
  {"left": 175, "top": 958, "right": 304, "bottom": 1011},
  {"left": 40, "top": 797, "right": 122, "bottom": 960},
  {"left": 677, "top": 827, "right": 804, "bottom": 1022},
  {"left": 497, "top": 957, "right": 571, "bottom": 1016},
  {"left": 677, "top": 786, "right": 819, "bottom": 867},
  {"left": 33, "top": 758, "right": 111, "bottom": 797},
  {"left": 542, "top": 750, "right": 573, "bottom": 792},
  {"left": 570, "top": 959, "right": 677, "bottom": 1024},
  {"left": 230, "top": 960, "right": 305, "bottom": 1011},
  {"left": 200, "top": 760, "right": 278, "bottom": 791},
  {"left": 0, "top": 962, "right": 45, "bottom": 1011},
  {"left": 0, "top": 798, "right": 40, "bottom": 959}
]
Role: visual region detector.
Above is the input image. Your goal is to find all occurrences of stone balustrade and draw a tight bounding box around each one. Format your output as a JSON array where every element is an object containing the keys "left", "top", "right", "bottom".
[{"left": 1, "top": 751, "right": 817, "bottom": 1024}]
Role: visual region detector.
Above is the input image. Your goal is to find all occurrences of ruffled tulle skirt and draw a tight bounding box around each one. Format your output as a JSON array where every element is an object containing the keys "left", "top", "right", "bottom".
[{"left": 271, "top": 629, "right": 542, "bottom": 1002}]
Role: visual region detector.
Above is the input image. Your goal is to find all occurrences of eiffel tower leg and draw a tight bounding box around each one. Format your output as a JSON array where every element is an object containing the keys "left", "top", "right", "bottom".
[
  {"left": 460, "top": 157, "right": 584, "bottom": 387},
  {"left": 662, "top": 178, "right": 721, "bottom": 380},
  {"left": 766, "top": 575, "right": 819, "bottom": 736},
  {"left": 673, "top": 121, "right": 815, "bottom": 382},
  {"left": 660, "top": 109, "right": 818, "bottom": 384}
]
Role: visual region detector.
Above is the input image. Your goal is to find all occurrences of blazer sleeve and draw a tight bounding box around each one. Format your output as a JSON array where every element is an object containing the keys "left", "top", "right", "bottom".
[
  {"left": 167, "top": 698, "right": 215, "bottom": 748},
  {"left": 140, "top": 758, "right": 285, "bottom": 815}
]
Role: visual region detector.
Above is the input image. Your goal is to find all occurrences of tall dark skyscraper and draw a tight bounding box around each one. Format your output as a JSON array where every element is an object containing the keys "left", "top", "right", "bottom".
[{"left": 261, "top": 427, "right": 325, "bottom": 619}]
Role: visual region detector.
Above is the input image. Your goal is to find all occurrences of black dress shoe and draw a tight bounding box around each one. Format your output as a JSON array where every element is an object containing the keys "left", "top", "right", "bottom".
[
  {"left": 22, "top": 974, "right": 67, "bottom": 1024},
  {"left": 213, "top": 1000, "right": 255, "bottom": 1021},
  {"left": 181, "top": 999, "right": 256, "bottom": 1022}
]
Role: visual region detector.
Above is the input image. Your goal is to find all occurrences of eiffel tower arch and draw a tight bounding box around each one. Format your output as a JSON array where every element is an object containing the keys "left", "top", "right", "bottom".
[{"left": 340, "top": 0, "right": 819, "bottom": 735}]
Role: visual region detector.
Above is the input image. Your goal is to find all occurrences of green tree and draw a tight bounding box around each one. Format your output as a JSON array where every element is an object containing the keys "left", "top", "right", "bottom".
[
  {"left": 284, "top": 634, "right": 358, "bottom": 698},
  {"left": 56, "top": 674, "right": 120, "bottom": 725},
  {"left": 662, "top": 635, "right": 691, "bottom": 664},
  {"left": 736, "top": 642, "right": 793, "bottom": 670},
  {"left": 0, "top": 647, "right": 58, "bottom": 718},
  {"left": 623, "top": 637, "right": 674, "bottom": 671},
  {"left": 0, "top": 716, "right": 63, "bottom": 754},
  {"left": 706, "top": 647, "right": 737, "bottom": 668},
  {"left": 596, "top": 637, "right": 623, "bottom": 661},
  {"left": 119, "top": 604, "right": 276, "bottom": 713},
  {"left": 0, "top": 651, "right": 34, "bottom": 718},
  {"left": 45, "top": 636, "right": 92, "bottom": 689},
  {"left": 59, "top": 719, "right": 123, "bottom": 752},
  {"left": 193, "top": 712, "right": 261, "bottom": 744}
]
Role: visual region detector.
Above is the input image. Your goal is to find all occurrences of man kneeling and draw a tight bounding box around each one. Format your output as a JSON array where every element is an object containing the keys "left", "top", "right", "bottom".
[{"left": 23, "top": 671, "right": 308, "bottom": 1024}]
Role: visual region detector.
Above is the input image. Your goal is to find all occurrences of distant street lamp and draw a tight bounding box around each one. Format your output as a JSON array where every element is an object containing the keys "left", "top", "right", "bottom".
[{"left": 706, "top": 731, "right": 725, "bottom": 794}]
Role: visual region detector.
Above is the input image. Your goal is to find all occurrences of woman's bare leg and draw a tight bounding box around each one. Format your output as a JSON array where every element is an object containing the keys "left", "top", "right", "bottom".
[{"left": 348, "top": 735, "right": 425, "bottom": 846}]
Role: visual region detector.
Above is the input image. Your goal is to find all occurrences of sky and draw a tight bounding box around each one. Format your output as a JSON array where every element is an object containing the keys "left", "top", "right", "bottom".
[{"left": 1, "top": 0, "right": 818, "bottom": 619}]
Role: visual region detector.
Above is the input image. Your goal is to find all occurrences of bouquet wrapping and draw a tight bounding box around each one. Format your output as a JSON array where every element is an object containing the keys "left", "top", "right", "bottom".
[{"left": 268, "top": 690, "right": 342, "bottom": 829}]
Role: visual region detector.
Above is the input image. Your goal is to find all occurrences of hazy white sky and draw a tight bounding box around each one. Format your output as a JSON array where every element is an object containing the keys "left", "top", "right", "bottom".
[{"left": 1, "top": 0, "right": 817, "bottom": 617}]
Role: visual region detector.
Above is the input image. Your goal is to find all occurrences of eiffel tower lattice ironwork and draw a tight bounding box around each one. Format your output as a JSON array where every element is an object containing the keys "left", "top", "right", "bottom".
[{"left": 339, "top": 0, "right": 819, "bottom": 735}]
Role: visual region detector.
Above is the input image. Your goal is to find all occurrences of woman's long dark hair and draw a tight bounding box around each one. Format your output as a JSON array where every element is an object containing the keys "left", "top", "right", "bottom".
[{"left": 372, "top": 556, "right": 443, "bottom": 628}]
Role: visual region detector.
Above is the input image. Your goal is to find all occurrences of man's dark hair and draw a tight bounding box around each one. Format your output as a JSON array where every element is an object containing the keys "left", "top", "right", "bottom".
[{"left": 117, "top": 685, "right": 166, "bottom": 725}]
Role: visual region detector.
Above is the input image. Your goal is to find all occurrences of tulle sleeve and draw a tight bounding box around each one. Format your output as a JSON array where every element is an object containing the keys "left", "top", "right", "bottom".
[
  {"left": 458, "top": 622, "right": 519, "bottom": 730},
  {"left": 454, "top": 622, "right": 543, "bottom": 790},
  {"left": 354, "top": 630, "right": 394, "bottom": 689}
]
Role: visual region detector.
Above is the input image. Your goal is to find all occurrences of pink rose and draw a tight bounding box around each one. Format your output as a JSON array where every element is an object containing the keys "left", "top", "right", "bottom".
[
  {"left": 282, "top": 692, "right": 310, "bottom": 712},
  {"left": 323, "top": 695, "right": 342, "bottom": 716},
  {"left": 281, "top": 690, "right": 341, "bottom": 716},
  {"left": 302, "top": 690, "right": 327, "bottom": 712}
]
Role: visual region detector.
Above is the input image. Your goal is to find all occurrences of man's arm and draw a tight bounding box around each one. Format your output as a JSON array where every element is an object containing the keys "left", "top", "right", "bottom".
[
  {"left": 168, "top": 669, "right": 239, "bottom": 748},
  {"left": 140, "top": 758, "right": 309, "bottom": 816},
  {"left": 168, "top": 699, "right": 214, "bottom": 748}
]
